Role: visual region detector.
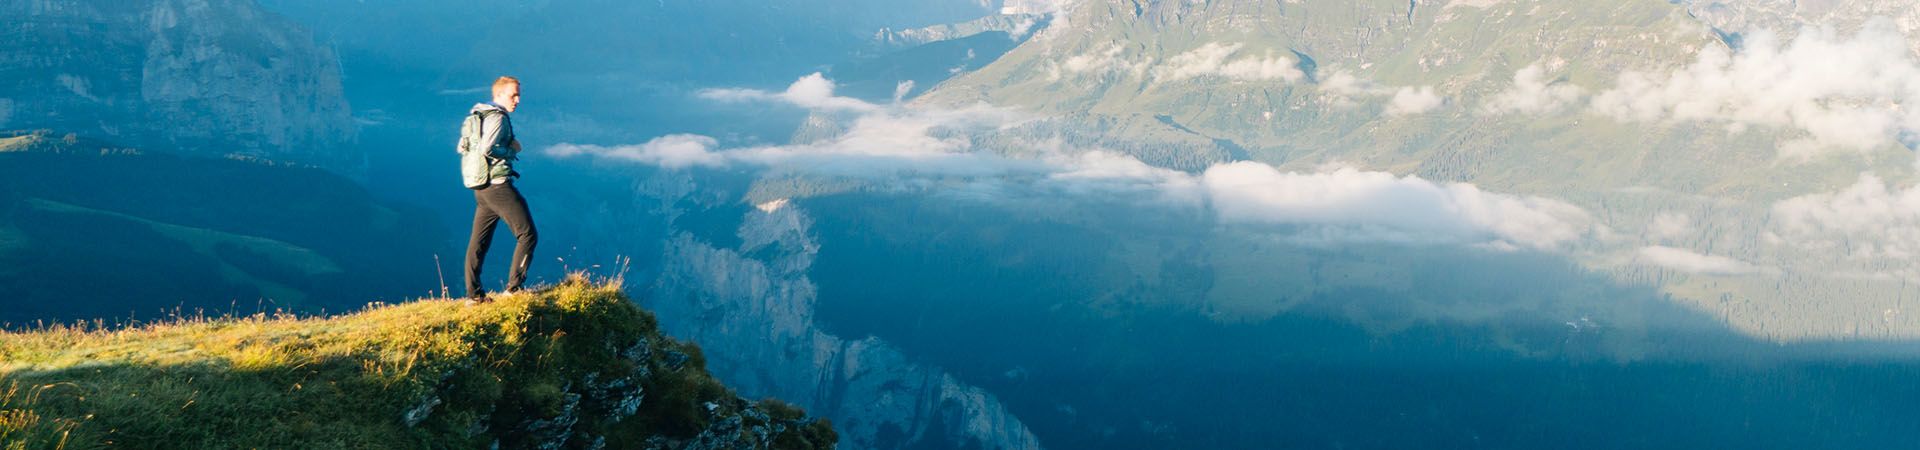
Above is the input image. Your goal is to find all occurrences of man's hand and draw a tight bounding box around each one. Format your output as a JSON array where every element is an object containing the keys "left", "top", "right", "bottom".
[{"left": 508, "top": 139, "right": 522, "bottom": 152}]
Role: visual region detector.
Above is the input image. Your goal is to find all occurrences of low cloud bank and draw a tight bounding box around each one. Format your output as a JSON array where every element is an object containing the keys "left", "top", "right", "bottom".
[
  {"left": 1002, "top": 0, "right": 1070, "bottom": 16},
  {"left": 551, "top": 73, "right": 1591, "bottom": 251},
  {"left": 1051, "top": 41, "right": 1305, "bottom": 83},
  {"left": 700, "top": 73, "right": 880, "bottom": 113},
  {"left": 1200, "top": 163, "right": 1588, "bottom": 249},
  {"left": 1772, "top": 173, "right": 1920, "bottom": 263},
  {"left": 1052, "top": 42, "right": 1153, "bottom": 80},
  {"left": 548, "top": 135, "right": 725, "bottom": 170},
  {"left": 1316, "top": 70, "right": 1447, "bottom": 116},
  {"left": 1157, "top": 42, "right": 1305, "bottom": 83},
  {"left": 1591, "top": 20, "right": 1920, "bottom": 158},
  {"left": 1385, "top": 86, "right": 1444, "bottom": 116},
  {"left": 1482, "top": 61, "right": 1584, "bottom": 115},
  {"left": 1637, "top": 246, "right": 1769, "bottom": 275}
]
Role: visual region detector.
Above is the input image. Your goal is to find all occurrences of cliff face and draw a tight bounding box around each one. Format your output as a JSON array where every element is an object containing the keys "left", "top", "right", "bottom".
[
  {"left": 0, "top": 0, "right": 356, "bottom": 171},
  {"left": 0, "top": 278, "right": 835, "bottom": 450},
  {"left": 643, "top": 186, "right": 1043, "bottom": 450}
]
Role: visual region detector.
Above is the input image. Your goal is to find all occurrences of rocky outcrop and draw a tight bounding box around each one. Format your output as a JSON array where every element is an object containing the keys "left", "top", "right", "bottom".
[
  {"left": 1674, "top": 0, "right": 1920, "bottom": 48},
  {"left": 646, "top": 195, "right": 1043, "bottom": 450},
  {"left": 869, "top": 13, "right": 1050, "bottom": 53},
  {"left": 0, "top": 277, "right": 834, "bottom": 449},
  {"left": 0, "top": 0, "right": 356, "bottom": 171}
]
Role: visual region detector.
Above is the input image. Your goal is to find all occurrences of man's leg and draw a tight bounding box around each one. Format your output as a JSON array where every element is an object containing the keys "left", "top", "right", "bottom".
[
  {"left": 465, "top": 189, "right": 503, "bottom": 298},
  {"left": 490, "top": 183, "right": 538, "bottom": 292}
]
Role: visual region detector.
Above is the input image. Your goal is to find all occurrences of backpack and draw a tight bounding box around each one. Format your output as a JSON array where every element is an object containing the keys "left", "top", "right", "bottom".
[
  {"left": 457, "top": 110, "right": 489, "bottom": 153},
  {"left": 457, "top": 110, "right": 505, "bottom": 188}
]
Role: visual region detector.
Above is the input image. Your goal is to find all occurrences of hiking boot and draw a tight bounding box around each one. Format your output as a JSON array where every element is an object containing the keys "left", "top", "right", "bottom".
[{"left": 462, "top": 295, "right": 493, "bottom": 306}]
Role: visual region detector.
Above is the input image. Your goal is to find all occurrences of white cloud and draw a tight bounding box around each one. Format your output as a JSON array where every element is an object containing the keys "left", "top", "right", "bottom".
[
  {"left": 563, "top": 73, "right": 1592, "bottom": 251},
  {"left": 564, "top": 73, "right": 1038, "bottom": 177},
  {"left": 1315, "top": 70, "right": 1449, "bottom": 117},
  {"left": 1008, "top": 0, "right": 1078, "bottom": 37},
  {"left": 546, "top": 134, "right": 727, "bottom": 169},
  {"left": 699, "top": 73, "right": 879, "bottom": 113},
  {"left": 1318, "top": 70, "right": 1379, "bottom": 98},
  {"left": 1482, "top": 62, "right": 1585, "bottom": 115},
  {"left": 1201, "top": 164, "right": 1589, "bottom": 250},
  {"left": 1637, "top": 246, "right": 1767, "bottom": 275},
  {"left": 1041, "top": 150, "right": 1204, "bottom": 205},
  {"left": 1002, "top": 0, "right": 1069, "bottom": 16},
  {"left": 726, "top": 109, "right": 1044, "bottom": 178},
  {"left": 1445, "top": 0, "right": 1506, "bottom": 9},
  {"left": 1158, "top": 42, "right": 1304, "bottom": 83},
  {"left": 1009, "top": 17, "right": 1040, "bottom": 39},
  {"left": 1030, "top": 154, "right": 1590, "bottom": 250},
  {"left": 893, "top": 80, "right": 916, "bottom": 103},
  {"left": 1385, "top": 86, "right": 1444, "bottom": 116},
  {"left": 353, "top": 110, "right": 387, "bottom": 127},
  {"left": 1590, "top": 20, "right": 1920, "bottom": 159},
  {"left": 437, "top": 86, "right": 490, "bottom": 96},
  {"left": 1052, "top": 43, "right": 1153, "bottom": 81},
  {"left": 1772, "top": 173, "right": 1920, "bottom": 261},
  {"left": 1647, "top": 212, "right": 1693, "bottom": 240},
  {"left": 1054, "top": 42, "right": 1307, "bottom": 84}
]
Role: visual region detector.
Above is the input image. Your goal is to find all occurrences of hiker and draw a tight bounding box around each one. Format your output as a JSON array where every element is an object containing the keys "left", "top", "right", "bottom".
[{"left": 458, "top": 76, "right": 537, "bottom": 303}]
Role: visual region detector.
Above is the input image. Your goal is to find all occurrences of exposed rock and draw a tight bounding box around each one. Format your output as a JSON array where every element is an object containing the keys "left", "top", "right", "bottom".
[
  {"left": 402, "top": 395, "right": 442, "bottom": 427},
  {"left": 0, "top": 0, "right": 357, "bottom": 171},
  {"left": 648, "top": 194, "right": 1044, "bottom": 450},
  {"left": 870, "top": 13, "right": 1050, "bottom": 53}
]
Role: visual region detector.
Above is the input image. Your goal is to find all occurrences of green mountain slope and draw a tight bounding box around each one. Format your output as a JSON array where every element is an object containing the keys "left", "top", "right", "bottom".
[
  {"left": 0, "top": 276, "right": 835, "bottom": 450},
  {"left": 0, "top": 131, "right": 451, "bottom": 326},
  {"left": 911, "top": 0, "right": 1920, "bottom": 341},
  {"left": 926, "top": 0, "right": 1906, "bottom": 194}
]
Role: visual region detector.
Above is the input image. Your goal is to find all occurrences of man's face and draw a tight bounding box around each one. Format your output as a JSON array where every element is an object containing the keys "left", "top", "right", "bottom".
[{"left": 495, "top": 83, "right": 521, "bottom": 113}]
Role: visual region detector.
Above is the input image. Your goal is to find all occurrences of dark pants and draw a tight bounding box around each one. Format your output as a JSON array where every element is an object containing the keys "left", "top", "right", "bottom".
[{"left": 466, "top": 182, "right": 537, "bottom": 297}]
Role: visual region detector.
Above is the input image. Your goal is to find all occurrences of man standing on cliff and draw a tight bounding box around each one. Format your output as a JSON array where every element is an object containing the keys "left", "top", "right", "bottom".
[{"left": 458, "top": 76, "right": 537, "bottom": 303}]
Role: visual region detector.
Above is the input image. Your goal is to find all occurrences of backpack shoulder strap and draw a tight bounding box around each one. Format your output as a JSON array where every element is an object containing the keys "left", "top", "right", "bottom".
[
  {"left": 467, "top": 110, "right": 490, "bottom": 143},
  {"left": 459, "top": 111, "right": 482, "bottom": 154}
]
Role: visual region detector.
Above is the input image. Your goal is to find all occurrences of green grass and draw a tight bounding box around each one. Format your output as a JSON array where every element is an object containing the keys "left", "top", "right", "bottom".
[
  {"left": 0, "top": 145, "right": 452, "bottom": 327},
  {"left": 23, "top": 198, "right": 341, "bottom": 277},
  {"left": 0, "top": 275, "right": 835, "bottom": 450},
  {"left": 19, "top": 197, "right": 341, "bottom": 307}
]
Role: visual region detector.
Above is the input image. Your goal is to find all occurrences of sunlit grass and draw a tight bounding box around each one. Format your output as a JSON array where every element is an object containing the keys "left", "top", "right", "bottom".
[{"left": 0, "top": 274, "right": 834, "bottom": 450}]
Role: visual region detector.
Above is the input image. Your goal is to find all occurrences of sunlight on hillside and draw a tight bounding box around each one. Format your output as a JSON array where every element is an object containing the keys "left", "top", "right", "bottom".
[{"left": 0, "top": 276, "right": 834, "bottom": 450}]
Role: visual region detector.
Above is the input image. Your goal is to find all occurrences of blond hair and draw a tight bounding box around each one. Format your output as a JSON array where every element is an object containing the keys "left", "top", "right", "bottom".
[{"left": 492, "top": 76, "right": 520, "bottom": 97}]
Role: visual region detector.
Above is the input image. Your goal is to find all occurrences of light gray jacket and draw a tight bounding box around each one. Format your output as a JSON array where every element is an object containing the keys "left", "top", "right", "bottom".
[{"left": 457, "top": 102, "right": 517, "bottom": 188}]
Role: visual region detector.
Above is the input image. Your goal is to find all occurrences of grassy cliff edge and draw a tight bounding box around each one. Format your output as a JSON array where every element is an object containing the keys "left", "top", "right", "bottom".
[{"left": 0, "top": 275, "right": 835, "bottom": 450}]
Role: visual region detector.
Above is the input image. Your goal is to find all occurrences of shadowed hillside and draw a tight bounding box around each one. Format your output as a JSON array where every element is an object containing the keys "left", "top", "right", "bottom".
[{"left": 0, "top": 131, "right": 452, "bottom": 327}]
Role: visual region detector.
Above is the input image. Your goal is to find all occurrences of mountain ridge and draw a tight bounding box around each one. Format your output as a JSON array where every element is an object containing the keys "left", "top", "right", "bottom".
[
  {"left": 0, "top": 130, "right": 451, "bottom": 326},
  {"left": 0, "top": 276, "right": 836, "bottom": 449},
  {"left": 906, "top": 0, "right": 1920, "bottom": 341},
  {"left": 0, "top": 0, "right": 359, "bottom": 172}
]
